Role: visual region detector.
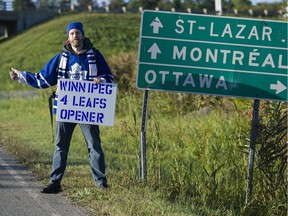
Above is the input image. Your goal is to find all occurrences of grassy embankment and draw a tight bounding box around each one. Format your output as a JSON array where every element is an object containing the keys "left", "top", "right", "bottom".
[{"left": 0, "top": 13, "right": 286, "bottom": 215}]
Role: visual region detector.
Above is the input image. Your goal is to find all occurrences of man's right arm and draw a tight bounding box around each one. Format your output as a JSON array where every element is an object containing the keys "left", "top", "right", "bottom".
[{"left": 9, "top": 53, "right": 61, "bottom": 89}]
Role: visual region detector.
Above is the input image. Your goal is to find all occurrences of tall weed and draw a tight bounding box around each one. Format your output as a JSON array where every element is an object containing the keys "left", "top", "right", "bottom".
[{"left": 121, "top": 108, "right": 251, "bottom": 211}]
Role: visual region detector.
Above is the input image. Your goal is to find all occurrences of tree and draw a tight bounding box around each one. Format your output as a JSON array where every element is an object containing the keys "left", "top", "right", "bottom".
[
  {"left": 186, "top": 0, "right": 217, "bottom": 11},
  {"left": 173, "top": 0, "right": 182, "bottom": 9},
  {"left": 127, "top": 0, "right": 161, "bottom": 10},
  {"left": 13, "top": 0, "right": 35, "bottom": 11},
  {"left": 231, "top": 0, "right": 252, "bottom": 11},
  {"left": 109, "top": 0, "right": 126, "bottom": 9},
  {"left": 181, "top": 0, "right": 196, "bottom": 10},
  {"left": 78, "top": 0, "right": 96, "bottom": 6},
  {"left": 156, "top": 0, "right": 173, "bottom": 10}
]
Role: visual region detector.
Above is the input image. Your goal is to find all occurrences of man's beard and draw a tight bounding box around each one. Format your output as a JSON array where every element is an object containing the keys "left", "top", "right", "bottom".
[{"left": 70, "top": 38, "right": 83, "bottom": 48}]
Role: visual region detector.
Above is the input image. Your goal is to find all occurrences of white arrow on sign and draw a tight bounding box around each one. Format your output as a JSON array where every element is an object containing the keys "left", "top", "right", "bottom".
[
  {"left": 270, "top": 81, "right": 287, "bottom": 94},
  {"left": 150, "top": 17, "right": 163, "bottom": 34},
  {"left": 148, "top": 43, "right": 161, "bottom": 59}
]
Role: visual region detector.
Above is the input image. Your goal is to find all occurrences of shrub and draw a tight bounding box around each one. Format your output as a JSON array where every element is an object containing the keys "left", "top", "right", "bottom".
[{"left": 107, "top": 52, "right": 138, "bottom": 93}]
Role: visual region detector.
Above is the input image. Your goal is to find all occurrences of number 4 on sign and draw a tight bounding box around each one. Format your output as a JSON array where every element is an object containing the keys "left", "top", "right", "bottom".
[{"left": 60, "top": 95, "right": 68, "bottom": 105}]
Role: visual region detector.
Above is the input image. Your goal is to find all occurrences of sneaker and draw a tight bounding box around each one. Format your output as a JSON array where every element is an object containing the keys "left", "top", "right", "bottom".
[
  {"left": 40, "top": 183, "right": 62, "bottom": 194},
  {"left": 99, "top": 182, "right": 108, "bottom": 189}
]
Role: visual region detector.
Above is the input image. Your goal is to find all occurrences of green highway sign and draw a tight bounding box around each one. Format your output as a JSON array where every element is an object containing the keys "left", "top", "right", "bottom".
[{"left": 137, "top": 10, "right": 288, "bottom": 101}]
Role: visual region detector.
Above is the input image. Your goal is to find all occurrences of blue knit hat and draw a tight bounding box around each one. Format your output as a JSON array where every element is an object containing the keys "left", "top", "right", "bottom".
[{"left": 66, "top": 22, "right": 84, "bottom": 36}]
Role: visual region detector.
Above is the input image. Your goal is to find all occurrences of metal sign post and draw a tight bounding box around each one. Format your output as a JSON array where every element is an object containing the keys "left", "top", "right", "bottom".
[
  {"left": 245, "top": 99, "right": 260, "bottom": 205},
  {"left": 140, "top": 90, "right": 149, "bottom": 183},
  {"left": 136, "top": 10, "right": 287, "bottom": 195}
]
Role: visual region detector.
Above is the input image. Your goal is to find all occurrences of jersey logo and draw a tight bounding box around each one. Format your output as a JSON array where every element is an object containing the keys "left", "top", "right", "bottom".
[{"left": 68, "top": 63, "right": 88, "bottom": 80}]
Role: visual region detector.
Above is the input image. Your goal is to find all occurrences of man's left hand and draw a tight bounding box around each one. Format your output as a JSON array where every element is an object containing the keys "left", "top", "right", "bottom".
[{"left": 93, "top": 77, "right": 102, "bottom": 84}]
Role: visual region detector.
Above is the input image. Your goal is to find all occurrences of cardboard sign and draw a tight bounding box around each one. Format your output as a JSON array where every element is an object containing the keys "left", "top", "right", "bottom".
[{"left": 56, "top": 79, "right": 117, "bottom": 126}]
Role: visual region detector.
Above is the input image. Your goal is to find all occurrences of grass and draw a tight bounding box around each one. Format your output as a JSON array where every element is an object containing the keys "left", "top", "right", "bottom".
[
  {"left": 0, "top": 13, "right": 140, "bottom": 91},
  {"left": 0, "top": 12, "right": 286, "bottom": 215},
  {"left": 0, "top": 95, "right": 250, "bottom": 215}
]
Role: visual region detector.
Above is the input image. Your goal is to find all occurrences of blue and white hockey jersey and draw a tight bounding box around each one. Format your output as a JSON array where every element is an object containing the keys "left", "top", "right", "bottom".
[
  {"left": 18, "top": 38, "right": 113, "bottom": 88},
  {"left": 18, "top": 38, "right": 114, "bottom": 113}
]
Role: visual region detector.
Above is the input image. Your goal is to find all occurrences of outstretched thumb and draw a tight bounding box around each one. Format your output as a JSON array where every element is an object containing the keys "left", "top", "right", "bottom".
[{"left": 10, "top": 67, "right": 20, "bottom": 80}]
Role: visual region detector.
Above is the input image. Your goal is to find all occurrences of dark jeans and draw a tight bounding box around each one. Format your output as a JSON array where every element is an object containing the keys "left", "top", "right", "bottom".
[{"left": 49, "top": 121, "right": 107, "bottom": 186}]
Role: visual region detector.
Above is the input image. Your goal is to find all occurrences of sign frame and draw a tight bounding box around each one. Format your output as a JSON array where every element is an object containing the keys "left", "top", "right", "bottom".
[{"left": 137, "top": 10, "right": 288, "bottom": 101}]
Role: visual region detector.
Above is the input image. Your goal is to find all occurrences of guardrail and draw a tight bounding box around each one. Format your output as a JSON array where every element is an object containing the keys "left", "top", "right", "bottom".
[{"left": 59, "top": 5, "right": 288, "bottom": 18}]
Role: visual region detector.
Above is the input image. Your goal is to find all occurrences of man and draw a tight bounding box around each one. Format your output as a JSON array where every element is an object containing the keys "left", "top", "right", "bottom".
[{"left": 10, "top": 22, "right": 113, "bottom": 193}]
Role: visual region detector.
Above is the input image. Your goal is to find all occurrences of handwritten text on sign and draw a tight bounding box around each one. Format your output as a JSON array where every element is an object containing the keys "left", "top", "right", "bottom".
[{"left": 56, "top": 79, "right": 117, "bottom": 126}]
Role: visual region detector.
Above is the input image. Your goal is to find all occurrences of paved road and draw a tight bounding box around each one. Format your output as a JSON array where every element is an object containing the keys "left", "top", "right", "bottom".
[{"left": 0, "top": 146, "right": 92, "bottom": 216}]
